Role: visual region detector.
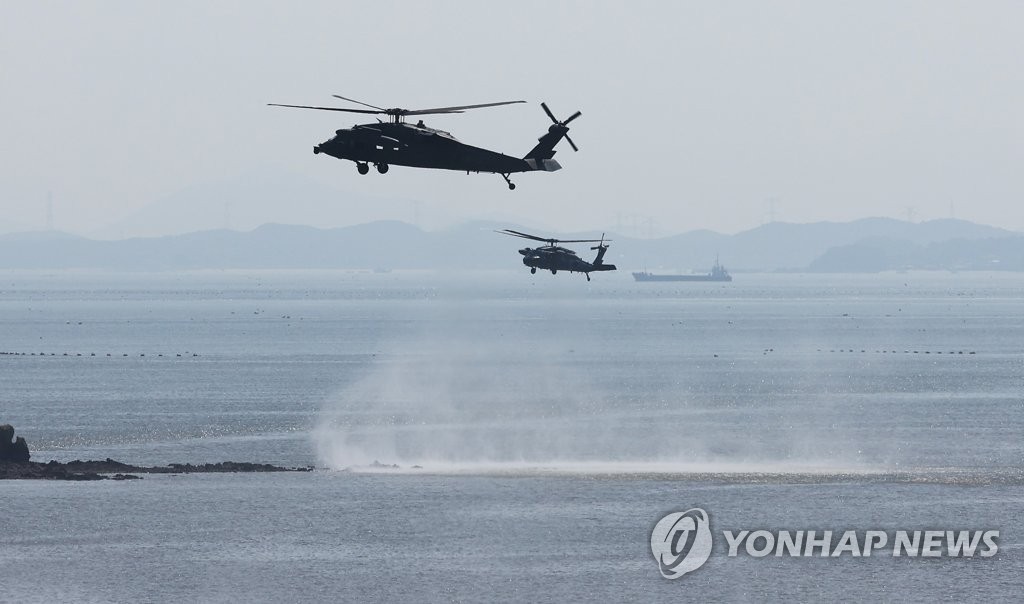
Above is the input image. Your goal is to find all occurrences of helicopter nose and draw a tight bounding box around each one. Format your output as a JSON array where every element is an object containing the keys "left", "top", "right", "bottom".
[{"left": 518, "top": 248, "right": 529, "bottom": 256}]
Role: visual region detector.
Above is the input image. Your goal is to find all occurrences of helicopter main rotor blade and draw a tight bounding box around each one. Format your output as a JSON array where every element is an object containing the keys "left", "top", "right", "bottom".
[
  {"left": 272, "top": 98, "right": 525, "bottom": 119},
  {"left": 564, "top": 134, "right": 579, "bottom": 152},
  {"left": 332, "top": 95, "right": 386, "bottom": 111},
  {"left": 563, "top": 110, "right": 582, "bottom": 125},
  {"left": 267, "top": 103, "right": 380, "bottom": 115},
  {"left": 402, "top": 100, "right": 526, "bottom": 116},
  {"left": 497, "top": 229, "right": 607, "bottom": 244},
  {"left": 497, "top": 229, "right": 551, "bottom": 243}
]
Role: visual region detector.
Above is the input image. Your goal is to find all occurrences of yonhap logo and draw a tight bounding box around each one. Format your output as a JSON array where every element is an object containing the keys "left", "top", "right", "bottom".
[
  {"left": 650, "top": 508, "right": 713, "bottom": 579},
  {"left": 649, "top": 506, "right": 1000, "bottom": 580}
]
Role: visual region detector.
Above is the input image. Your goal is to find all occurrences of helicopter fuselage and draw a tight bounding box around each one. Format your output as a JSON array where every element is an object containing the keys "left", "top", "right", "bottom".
[
  {"left": 519, "top": 245, "right": 616, "bottom": 278},
  {"left": 314, "top": 121, "right": 561, "bottom": 175}
]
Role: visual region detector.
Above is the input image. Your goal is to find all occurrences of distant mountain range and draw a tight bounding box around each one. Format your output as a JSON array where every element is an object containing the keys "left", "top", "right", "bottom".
[
  {"left": 1, "top": 218, "right": 1021, "bottom": 272},
  {"left": 83, "top": 166, "right": 536, "bottom": 240},
  {"left": 88, "top": 167, "right": 431, "bottom": 239}
]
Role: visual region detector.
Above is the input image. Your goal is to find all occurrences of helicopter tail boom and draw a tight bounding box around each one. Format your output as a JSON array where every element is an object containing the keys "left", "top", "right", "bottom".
[
  {"left": 590, "top": 234, "right": 615, "bottom": 270},
  {"left": 591, "top": 245, "right": 616, "bottom": 270}
]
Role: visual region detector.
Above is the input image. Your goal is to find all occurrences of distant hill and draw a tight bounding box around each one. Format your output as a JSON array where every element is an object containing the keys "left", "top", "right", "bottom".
[
  {"left": 0, "top": 218, "right": 34, "bottom": 235},
  {"left": 623, "top": 217, "right": 1015, "bottom": 271},
  {"left": 808, "top": 235, "right": 1024, "bottom": 272},
  {"left": 0, "top": 218, "right": 1020, "bottom": 272},
  {"left": 90, "top": 167, "right": 437, "bottom": 239},
  {"left": 716, "top": 217, "right": 1012, "bottom": 270}
]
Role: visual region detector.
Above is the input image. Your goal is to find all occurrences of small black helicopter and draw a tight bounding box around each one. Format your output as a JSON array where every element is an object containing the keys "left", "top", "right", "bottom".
[
  {"left": 268, "top": 95, "right": 581, "bottom": 189},
  {"left": 498, "top": 230, "right": 617, "bottom": 281}
]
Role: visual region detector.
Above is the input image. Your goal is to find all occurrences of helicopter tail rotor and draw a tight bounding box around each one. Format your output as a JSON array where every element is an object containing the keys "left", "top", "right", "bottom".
[
  {"left": 540, "top": 102, "right": 581, "bottom": 152},
  {"left": 543, "top": 104, "right": 581, "bottom": 152},
  {"left": 524, "top": 102, "right": 581, "bottom": 163}
]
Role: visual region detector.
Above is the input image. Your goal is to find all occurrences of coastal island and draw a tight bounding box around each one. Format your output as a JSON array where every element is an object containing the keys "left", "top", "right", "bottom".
[{"left": 0, "top": 424, "right": 311, "bottom": 480}]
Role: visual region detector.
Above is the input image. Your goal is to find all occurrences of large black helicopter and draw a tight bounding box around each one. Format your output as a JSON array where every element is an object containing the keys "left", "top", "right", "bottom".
[
  {"left": 268, "top": 95, "right": 581, "bottom": 189},
  {"left": 498, "top": 230, "right": 616, "bottom": 281}
]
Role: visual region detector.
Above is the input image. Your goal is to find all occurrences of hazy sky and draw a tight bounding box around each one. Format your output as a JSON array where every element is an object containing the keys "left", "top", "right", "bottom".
[{"left": 2, "top": 1, "right": 1022, "bottom": 236}]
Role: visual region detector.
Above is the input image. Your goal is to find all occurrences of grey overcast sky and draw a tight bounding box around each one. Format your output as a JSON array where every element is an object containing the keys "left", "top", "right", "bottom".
[{"left": 2, "top": 1, "right": 1022, "bottom": 236}]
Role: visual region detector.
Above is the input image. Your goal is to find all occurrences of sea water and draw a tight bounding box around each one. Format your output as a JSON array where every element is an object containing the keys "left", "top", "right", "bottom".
[{"left": 1, "top": 270, "right": 1021, "bottom": 601}]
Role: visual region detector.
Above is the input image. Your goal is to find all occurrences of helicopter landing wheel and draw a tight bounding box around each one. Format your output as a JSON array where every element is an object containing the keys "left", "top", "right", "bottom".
[
  {"left": 375, "top": 163, "right": 389, "bottom": 174},
  {"left": 530, "top": 267, "right": 536, "bottom": 274},
  {"left": 586, "top": 274, "right": 591, "bottom": 282},
  {"left": 551, "top": 269, "right": 557, "bottom": 275},
  {"left": 500, "top": 173, "right": 516, "bottom": 190},
  {"left": 356, "top": 162, "right": 370, "bottom": 175}
]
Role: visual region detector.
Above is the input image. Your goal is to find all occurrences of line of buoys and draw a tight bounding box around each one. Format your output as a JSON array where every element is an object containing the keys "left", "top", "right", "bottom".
[
  {"left": 816, "top": 349, "right": 975, "bottom": 355},
  {"left": 0, "top": 352, "right": 200, "bottom": 357}
]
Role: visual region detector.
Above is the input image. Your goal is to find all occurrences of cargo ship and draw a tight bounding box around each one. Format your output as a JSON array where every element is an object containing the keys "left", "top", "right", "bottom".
[{"left": 632, "top": 257, "right": 732, "bottom": 282}]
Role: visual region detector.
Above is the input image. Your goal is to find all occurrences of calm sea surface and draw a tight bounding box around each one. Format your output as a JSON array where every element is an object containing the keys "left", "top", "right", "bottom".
[{"left": 1, "top": 270, "right": 1021, "bottom": 601}]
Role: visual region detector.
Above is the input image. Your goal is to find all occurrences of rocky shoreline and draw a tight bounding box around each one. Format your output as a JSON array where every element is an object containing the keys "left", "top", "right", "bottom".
[
  {"left": 1, "top": 458, "right": 313, "bottom": 481},
  {"left": 1, "top": 424, "right": 311, "bottom": 481}
]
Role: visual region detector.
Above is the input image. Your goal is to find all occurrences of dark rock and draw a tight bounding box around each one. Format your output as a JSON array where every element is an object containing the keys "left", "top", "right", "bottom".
[
  {"left": 1, "top": 424, "right": 31, "bottom": 462},
  {"left": 111, "top": 473, "right": 142, "bottom": 480},
  {"left": 369, "top": 460, "right": 400, "bottom": 469}
]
